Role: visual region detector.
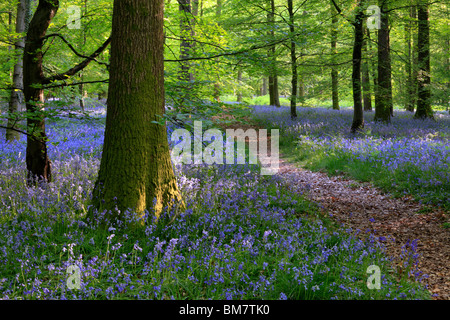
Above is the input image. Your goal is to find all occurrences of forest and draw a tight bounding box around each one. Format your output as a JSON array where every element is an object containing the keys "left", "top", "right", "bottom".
[{"left": 0, "top": 0, "right": 449, "bottom": 304}]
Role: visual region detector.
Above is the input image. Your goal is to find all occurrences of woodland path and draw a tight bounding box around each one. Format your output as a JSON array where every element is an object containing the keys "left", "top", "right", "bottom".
[
  {"left": 275, "top": 156, "right": 449, "bottom": 300},
  {"left": 219, "top": 118, "right": 449, "bottom": 300}
]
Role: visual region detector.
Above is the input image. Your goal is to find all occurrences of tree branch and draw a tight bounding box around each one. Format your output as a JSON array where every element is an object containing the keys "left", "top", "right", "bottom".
[
  {"left": 41, "top": 79, "right": 109, "bottom": 89},
  {"left": 42, "top": 33, "right": 109, "bottom": 67},
  {"left": 42, "top": 36, "right": 111, "bottom": 85}
]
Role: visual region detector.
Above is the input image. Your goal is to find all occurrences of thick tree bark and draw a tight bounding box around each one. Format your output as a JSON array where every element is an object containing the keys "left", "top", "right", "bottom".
[
  {"left": 92, "top": 0, "right": 182, "bottom": 223},
  {"left": 6, "top": 0, "right": 31, "bottom": 142},
  {"left": 331, "top": 1, "right": 339, "bottom": 110},
  {"left": 288, "top": 0, "right": 297, "bottom": 119},
  {"left": 374, "top": 0, "right": 393, "bottom": 122},
  {"left": 414, "top": 1, "right": 432, "bottom": 119},
  {"left": 350, "top": 1, "right": 364, "bottom": 133}
]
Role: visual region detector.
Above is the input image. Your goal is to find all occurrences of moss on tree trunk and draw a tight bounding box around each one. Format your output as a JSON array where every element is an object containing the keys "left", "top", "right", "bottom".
[{"left": 92, "top": 0, "right": 182, "bottom": 224}]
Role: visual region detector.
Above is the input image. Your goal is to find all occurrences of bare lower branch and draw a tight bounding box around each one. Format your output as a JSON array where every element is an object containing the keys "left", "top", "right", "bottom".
[{"left": 42, "top": 36, "right": 111, "bottom": 85}]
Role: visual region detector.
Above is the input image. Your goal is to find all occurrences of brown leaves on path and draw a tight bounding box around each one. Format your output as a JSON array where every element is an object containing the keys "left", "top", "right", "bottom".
[{"left": 277, "top": 157, "right": 449, "bottom": 300}]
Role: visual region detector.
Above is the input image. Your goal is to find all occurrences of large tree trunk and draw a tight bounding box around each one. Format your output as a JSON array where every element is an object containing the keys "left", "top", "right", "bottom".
[
  {"left": 330, "top": 0, "right": 339, "bottom": 110},
  {"left": 350, "top": 1, "right": 364, "bottom": 133},
  {"left": 288, "top": 0, "right": 297, "bottom": 119},
  {"left": 23, "top": 0, "right": 59, "bottom": 184},
  {"left": 414, "top": 1, "right": 432, "bottom": 119},
  {"left": 92, "top": 0, "right": 182, "bottom": 223},
  {"left": 374, "top": 0, "right": 393, "bottom": 122},
  {"left": 6, "top": 0, "right": 31, "bottom": 142}
]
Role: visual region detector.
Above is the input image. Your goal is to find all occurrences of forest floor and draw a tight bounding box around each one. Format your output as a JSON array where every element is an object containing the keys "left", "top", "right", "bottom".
[
  {"left": 275, "top": 157, "right": 449, "bottom": 300},
  {"left": 219, "top": 119, "right": 449, "bottom": 300}
]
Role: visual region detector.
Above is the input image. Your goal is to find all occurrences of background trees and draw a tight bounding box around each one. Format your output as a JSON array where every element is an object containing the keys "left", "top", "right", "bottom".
[{"left": 1, "top": 0, "right": 447, "bottom": 120}]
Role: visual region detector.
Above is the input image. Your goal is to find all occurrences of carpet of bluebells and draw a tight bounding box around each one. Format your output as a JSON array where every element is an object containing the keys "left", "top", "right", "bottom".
[
  {"left": 0, "top": 104, "right": 432, "bottom": 300},
  {"left": 252, "top": 106, "right": 450, "bottom": 211}
]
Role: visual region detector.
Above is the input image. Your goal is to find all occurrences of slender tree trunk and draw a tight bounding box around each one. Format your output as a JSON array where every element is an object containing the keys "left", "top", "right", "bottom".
[
  {"left": 405, "top": 5, "right": 414, "bottom": 112},
  {"left": 92, "top": 0, "right": 182, "bottom": 223},
  {"left": 331, "top": 1, "right": 339, "bottom": 110},
  {"left": 414, "top": 1, "right": 432, "bottom": 119},
  {"left": 236, "top": 70, "right": 242, "bottom": 102},
  {"left": 288, "top": 0, "right": 297, "bottom": 119},
  {"left": 366, "top": 27, "right": 378, "bottom": 103},
  {"left": 351, "top": 1, "right": 364, "bottom": 133},
  {"left": 261, "top": 77, "right": 268, "bottom": 96},
  {"left": 268, "top": 0, "right": 280, "bottom": 107},
  {"left": 213, "top": 0, "right": 221, "bottom": 101},
  {"left": 179, "top": 0, "right": 193, "bottom": 83},
  {"left": 447, "top": 36, "right": 450, "bottom": 114},
  {"left": 298, "top": 74, "right": 304, "bottom": 105},
  {"left": 79, "top": 0, "right": 88, "bottom": 112},
  {"left": 362, "top": 26, "right": 372, "bottom": 111},
  {"left": 409, "top": 5, "right": 419, "bottom": 112},
  {"left": 7, "top": 0, "right": 30, "bottom": 142},
  {"left": 374, "top": 0, "right": 393, "bottom": 122}
]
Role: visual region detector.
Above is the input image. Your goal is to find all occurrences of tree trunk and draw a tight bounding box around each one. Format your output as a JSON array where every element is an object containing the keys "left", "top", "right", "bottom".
[
  {"left": 213, "top": 0, "right": 221, "bottom": 101},
  {"left": 374, "top": 0, "right": 393, "bottom": 122},
  {"left": 236, "top": 70, "right": 242, "bottom": 102},
  {"left": 23, "top": 0, "right": 110, "bottom": 185},
  {"left": 23, "top": 0, "right": 59, "bottom": 184},
  {"left": 288, "top": 0, "right": 297, "bottom": 119},
  {"left": 6, "top": 0, "right": 30, "bottom": 142},
  {"left": 268, "top": 0, "right": 280, "bottom": 107},
  {"left": 79, "top": 0, "right": 88, "bottom": 112},
  {"left": 331, "top": 1, "right": 339, "bottom": 110},
  {"left": 351, "top": 1, "right": 364, "bottom": 133},
  {"left": 261, "top": 77, "right": 268, "bottom": 96},
  {"left": 179, "top": 0, "right": 193, "bottom": 83},
  {"left": 405, "top": 5, "right": 414, "bottom": 112},
  {"left": 92, "top": 0, "right": 182, "bottom": 223},
  {"left": 366, "top": 28, "right": 378, "bottom": 103},
  {"left": 362, "top": 26, "right": 372, "bottom": 111},
  {"left": 298, "top": 74, "right": 304, "bottom": 105},
  {"left": 414, "top": 1, "right": 432, "bottom": 119}
]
